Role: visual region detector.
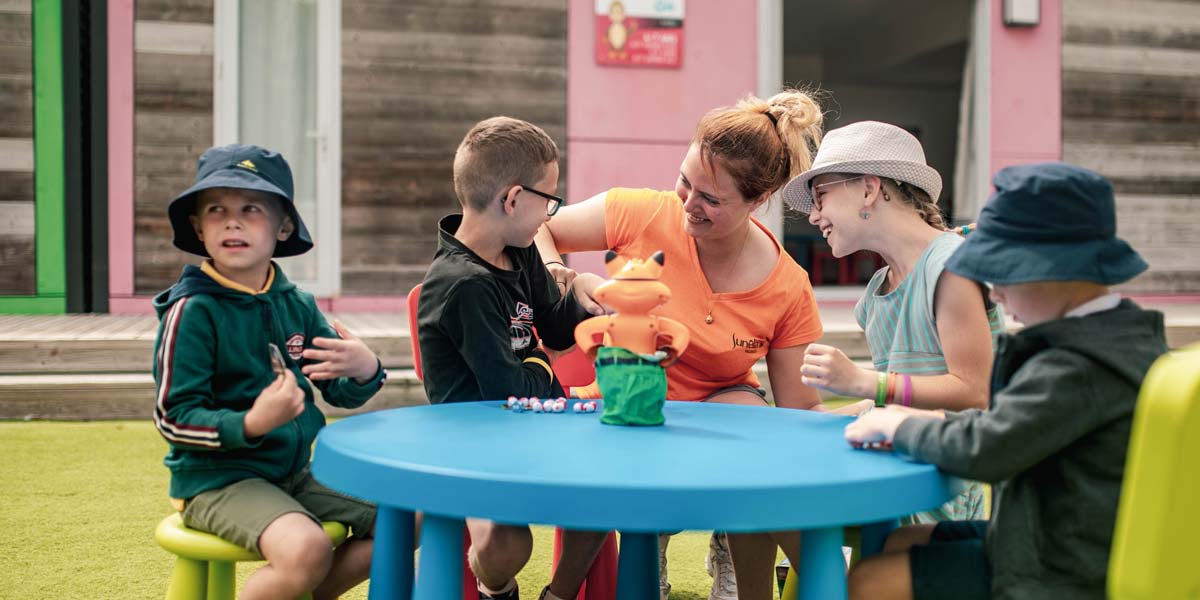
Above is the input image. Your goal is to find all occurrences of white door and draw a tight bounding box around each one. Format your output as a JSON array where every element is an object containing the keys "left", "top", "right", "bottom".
[{"left": 213, "top": 0, "right": 342, "bottom": 296}]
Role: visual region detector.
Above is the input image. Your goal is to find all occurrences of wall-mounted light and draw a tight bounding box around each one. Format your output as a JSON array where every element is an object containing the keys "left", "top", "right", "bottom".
[{"left": 1003, "top": 0, "right": 1040, "bottom": 27}]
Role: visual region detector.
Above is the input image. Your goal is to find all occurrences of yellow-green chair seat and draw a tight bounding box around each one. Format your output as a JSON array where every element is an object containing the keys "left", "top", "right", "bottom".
[{"left": 155, "top": 512, "right": 348, "bottom": 600}]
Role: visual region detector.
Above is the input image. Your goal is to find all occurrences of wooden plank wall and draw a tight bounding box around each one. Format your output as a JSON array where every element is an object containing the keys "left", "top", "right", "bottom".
[
  {"left": 128, "top": 0, "right": 567, "bottom": 297},
  {"left": 340, "top": 0, "right": 567, "bottom": 295},
  {"left": 1062, "top": 0, "right": 1200, "bottom": 293},
  {"left": 0, "top": 1, "right": 34, "bottom": 295},
  {"left": 132, "top": 0, "right": 212, "bottom": 294}
]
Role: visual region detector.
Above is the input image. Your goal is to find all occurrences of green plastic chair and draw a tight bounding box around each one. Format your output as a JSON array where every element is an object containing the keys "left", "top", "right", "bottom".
[
  {"left": 1109, "top": 343, "right": 1200, "bottom": 599},
  {"left": 155, "top": 512, "right": 348, "bottom": 600}
]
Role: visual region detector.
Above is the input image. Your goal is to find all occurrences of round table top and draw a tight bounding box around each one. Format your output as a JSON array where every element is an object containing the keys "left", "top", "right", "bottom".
[{"left": 313, "top": 401, "right": 954, "bottom": 532}]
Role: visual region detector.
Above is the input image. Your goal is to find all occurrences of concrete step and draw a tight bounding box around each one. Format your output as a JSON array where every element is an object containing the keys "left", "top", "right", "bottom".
[
  {"left": 0, "top": 313, "right": 874, "bottom": 374},
  {"left": 3, "top": 301, "right": 1198, "bottom": 420},
  {"left": 0, "top": 370, "right": 429, "bottom": 420}
]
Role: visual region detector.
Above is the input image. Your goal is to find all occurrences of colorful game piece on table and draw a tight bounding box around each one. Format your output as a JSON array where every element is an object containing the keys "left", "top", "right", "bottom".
[
  {"left": 506, "top": 397, "right": 577, "bottom": 414},
  {"left": 850, "top": 440, "right": 894, "bottom": 451}
]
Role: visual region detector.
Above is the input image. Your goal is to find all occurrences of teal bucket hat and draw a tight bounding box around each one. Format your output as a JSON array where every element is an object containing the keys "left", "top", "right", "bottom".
[
  {"left": 168, "top": 144, "right": 313, "bottom": 258},
  {"left": 945, "top": 162, "right": 1147, "bottom": 285}
]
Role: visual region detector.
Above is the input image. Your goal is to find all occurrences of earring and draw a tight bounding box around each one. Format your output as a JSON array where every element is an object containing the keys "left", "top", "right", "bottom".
[{"left": 859, "top": 210, "right": 871, "bottom": 220}]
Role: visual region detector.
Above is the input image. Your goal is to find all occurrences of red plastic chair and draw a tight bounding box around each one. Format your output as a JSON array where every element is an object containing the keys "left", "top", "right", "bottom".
[{"left": 408, "top": 285, "right": 618, "bottom": 600}]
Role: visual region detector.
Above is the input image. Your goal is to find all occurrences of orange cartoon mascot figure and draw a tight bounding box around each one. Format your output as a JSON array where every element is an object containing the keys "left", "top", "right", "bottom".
[{"left": 574, "top": 250, "right": 690, "bottom": 425}]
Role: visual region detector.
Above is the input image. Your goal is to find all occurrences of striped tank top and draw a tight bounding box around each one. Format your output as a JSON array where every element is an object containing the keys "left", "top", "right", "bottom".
[{"left": 854, "top": 232, "right": 1006, "bottom": 523}]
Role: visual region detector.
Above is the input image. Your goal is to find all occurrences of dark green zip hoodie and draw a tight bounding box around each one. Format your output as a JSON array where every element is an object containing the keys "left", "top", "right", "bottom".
[
  {"left": 152, "top": 263, "right": 385, "bottom": 499},
  {"left": 894, "top": 300, "right": 1168, "bottom": 599}
]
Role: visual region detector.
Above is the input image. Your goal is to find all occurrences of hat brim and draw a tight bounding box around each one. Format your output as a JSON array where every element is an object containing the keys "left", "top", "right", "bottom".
[
  {"left": 169, "top": 168, "right": 313, "bottom": 258},
  {"left": 781, "top": 159, "right": 943, "bottom": 214},
  {"left": 944, "top": 230, "right": 1148, "bottom": 286}
]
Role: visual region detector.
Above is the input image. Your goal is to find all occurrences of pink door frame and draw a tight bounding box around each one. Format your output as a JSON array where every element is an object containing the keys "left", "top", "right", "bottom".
[{"left": 989, "top": 0, "right": 1062, "bottom": 174}]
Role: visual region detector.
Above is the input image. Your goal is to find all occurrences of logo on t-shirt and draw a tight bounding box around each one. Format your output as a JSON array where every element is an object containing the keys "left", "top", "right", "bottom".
[
  {"left": 286, "top": 333, "right": 305, "bottom": 361},
  {"left": 510, "top": 302, "right": 534, "bottom": 351},
  {"left": 732, "top": 334, "right": 766, "bottom": 354}
]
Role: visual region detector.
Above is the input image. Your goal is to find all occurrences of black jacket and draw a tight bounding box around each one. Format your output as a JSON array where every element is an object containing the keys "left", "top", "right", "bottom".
[
  {"left": 894, "top": 300, "right": 1168, "bottom": 599},
  {"left": 417, "top": 215, "right": 587, "bottom": 403}
]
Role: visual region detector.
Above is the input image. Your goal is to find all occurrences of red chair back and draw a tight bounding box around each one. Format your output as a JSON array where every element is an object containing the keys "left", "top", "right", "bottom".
[
  {"left": 550, "top": 346, "right": 596, "bottom": 395},
  {"left": 407, "top": 284, "right": 423, "bottom": 381}
]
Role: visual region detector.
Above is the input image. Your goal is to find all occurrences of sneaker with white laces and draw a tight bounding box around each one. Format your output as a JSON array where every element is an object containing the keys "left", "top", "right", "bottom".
[
  {"left": 479, "top": 579, "right": 519, "bottom": 600},
  {"left": 705, "top": 532, "right": 738, "bottom": 600},
  {"left": 658, "top": 533, "right": 672, "bottom": 600}
]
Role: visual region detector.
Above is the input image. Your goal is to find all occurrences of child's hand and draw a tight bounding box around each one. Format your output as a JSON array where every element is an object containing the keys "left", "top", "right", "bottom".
[
  {"left": 801, "top": 344, "right": 873, "bottom": 398},
  {"left": 570, "top": 273, "right": 609, "bottom": 316},
  {"left": 244, "top": 368, "right": 305, "bottom": 438},
  {"left": 301, "top": 320, "right": 379, "bottom": 384},
  {"left": 545, "top": 262, "right": 578, "bottom": 295},
  {"left": 844, "top": 407, "right": 910, "bottom": 446}
]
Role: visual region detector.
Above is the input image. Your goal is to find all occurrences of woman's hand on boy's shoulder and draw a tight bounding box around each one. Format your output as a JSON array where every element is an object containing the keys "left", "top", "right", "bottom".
[
  {"left": 570, "top": 273, "right": 609, "bottom": 316},
  {"left": 301, "top": 320, "right": 379, "bottom": 384}
]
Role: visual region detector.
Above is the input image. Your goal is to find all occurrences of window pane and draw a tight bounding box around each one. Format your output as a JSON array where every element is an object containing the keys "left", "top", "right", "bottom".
[{"left": 238, "top": 0, "right": 318, "bottom": 282}]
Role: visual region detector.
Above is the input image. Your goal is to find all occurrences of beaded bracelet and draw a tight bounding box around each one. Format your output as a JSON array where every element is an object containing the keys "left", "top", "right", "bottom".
[
  {"left": 901, "top": 374, "right": 913, "bottom": 407},
  {"left": 875, "top": 371, "right": 888, "bottom": 407}
]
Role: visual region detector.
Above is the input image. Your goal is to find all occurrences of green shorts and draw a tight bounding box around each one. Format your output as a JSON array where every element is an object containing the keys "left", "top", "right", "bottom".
[{"left": 181, "top": 468, "right": 376, "bottom": 554}]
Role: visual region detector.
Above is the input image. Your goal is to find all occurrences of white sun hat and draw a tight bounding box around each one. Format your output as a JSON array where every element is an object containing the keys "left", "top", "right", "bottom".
[{"left": 780, "top": 120, "right": 942, "bottom": 214}]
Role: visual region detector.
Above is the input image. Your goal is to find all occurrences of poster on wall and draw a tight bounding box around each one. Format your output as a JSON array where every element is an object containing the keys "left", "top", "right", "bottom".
[{"left": 595, "top": 0, "right": 684, "bottom": 68}]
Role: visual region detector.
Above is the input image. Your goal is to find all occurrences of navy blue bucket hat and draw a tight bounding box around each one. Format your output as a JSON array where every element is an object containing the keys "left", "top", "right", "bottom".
[
  {"left": 168, "top": 144, "right": 313, "bottom": 258},
  {"left": 946, "top": 162, "right": 1147, "bottom": 285}
]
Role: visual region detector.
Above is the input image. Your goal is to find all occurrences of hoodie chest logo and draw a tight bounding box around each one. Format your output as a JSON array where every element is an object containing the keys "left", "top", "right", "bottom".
[
  {"left": 510, "top": 302, "right": 534, "bottom": 351},
  {"left": 286, "top": 333, "right": 305, "bottom": 361}
]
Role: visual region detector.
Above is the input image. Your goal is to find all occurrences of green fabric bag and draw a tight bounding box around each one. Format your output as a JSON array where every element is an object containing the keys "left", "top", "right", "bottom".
[{"left": 595, "top": 346, "right": 667, "bottom": 426}]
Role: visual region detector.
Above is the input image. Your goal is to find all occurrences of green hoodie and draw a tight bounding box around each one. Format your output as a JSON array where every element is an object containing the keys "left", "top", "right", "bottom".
[
  {"left": 894, "top": 300, "right": 1168, "bottom": 599},
  {"left": 151, "top": 263, "right": 385, "bottom": 499}
]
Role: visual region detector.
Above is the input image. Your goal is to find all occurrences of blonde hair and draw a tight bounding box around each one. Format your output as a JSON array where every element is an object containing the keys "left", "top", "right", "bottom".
[
  {"left": 881, "top": 178, "right": 946, "bottom": 230},
  {"left": 453, "top": 116, "right": 558, "bottom": 211},
  {"left": 693, "top": 89, "right": 824, "bottom": 202}
]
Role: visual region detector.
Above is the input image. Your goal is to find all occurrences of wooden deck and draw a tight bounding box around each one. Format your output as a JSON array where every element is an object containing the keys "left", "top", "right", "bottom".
[{"left": 3, "top": 302, "right": 1198, "bottom": 420}]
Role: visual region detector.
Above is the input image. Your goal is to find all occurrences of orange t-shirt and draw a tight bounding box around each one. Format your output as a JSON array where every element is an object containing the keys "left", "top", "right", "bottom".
[{"left": 603, "top": 188, "right": 823, "bottom": 400}]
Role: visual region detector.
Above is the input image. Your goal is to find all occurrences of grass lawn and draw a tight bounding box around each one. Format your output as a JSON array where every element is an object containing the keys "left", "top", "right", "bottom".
[{"left": 0, "top": 420, "right": 752, "bottom": 599}]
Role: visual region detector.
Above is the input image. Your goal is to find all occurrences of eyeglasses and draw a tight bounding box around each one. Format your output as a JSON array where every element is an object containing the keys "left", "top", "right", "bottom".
[
  {"left": 502, "top": 185, "right": 563, "bottom": 216},
  {"left": 809, "top": 176, "right": 864, "bottom": 212}
]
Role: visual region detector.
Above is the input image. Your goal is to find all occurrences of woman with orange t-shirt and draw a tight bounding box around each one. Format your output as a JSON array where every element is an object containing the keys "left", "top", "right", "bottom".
[{"left": 534, "top": 89, "right": 872, "bottom": 600}]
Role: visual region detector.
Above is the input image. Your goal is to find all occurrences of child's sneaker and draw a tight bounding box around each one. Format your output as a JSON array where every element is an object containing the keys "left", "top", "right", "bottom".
[
  {"left": 480, "top": 580, "right": 519, "bottom": 600},
  {"left": 705, "top": 532, "right": 738, "bottom": 600}
]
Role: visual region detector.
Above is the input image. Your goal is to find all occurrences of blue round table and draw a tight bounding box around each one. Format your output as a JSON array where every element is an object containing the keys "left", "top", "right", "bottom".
[{"left": 312, "top": 401, "right": 954, "bottom": 600}]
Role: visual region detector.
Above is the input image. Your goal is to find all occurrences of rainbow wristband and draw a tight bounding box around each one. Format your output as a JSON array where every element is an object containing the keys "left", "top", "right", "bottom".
[{"left": 875, "top": 371, "right": 888, "bottom": 407}]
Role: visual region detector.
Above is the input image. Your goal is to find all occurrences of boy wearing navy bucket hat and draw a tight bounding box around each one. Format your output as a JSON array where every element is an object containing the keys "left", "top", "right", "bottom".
[
  {"left": 843, "top": 163, "right": 1168, "bottom": 600},
  {"left": 152, "top": 144, "right": 386, "bottom": 599}
]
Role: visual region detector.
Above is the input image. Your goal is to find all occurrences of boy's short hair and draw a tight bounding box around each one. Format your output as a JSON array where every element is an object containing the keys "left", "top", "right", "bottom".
[{"left": 453, "top": 116, "right": 558, "bottom": 212}]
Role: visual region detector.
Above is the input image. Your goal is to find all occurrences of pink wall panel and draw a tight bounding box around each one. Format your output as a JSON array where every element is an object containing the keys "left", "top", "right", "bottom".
[
  {"left": 567, "top": 2, "right": 758, "bottom": 143},
  {"left": 989, "top": 0, "right": 1062, "bottom": 174},
  {"left": 566, "top": 1, "right": 758, "bottom": 274},
  {"left": 108, "top": 0, "right": 135, "bottom": 302}
]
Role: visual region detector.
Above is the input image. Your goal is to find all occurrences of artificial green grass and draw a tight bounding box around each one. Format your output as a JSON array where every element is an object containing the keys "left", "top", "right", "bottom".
[{"left": 0, "top": 421, "right": 741, "bottom": 598}]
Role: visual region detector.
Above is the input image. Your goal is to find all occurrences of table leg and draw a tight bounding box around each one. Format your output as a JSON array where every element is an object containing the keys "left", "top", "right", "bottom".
[
  {"left": 792, "top": 526, "right": 846, "bottom": 600},
  {"left": 413, "top": 514, "right": 464, "bottom": 600},
  {"left": 370, "top": 506, "right": 415, "bottom": 600},
  {"left": 615, "top": 531, "right": 658, "bottom": 600},
  {"left": 859, "top": 520, "right": 899, "bottom": 559}
]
